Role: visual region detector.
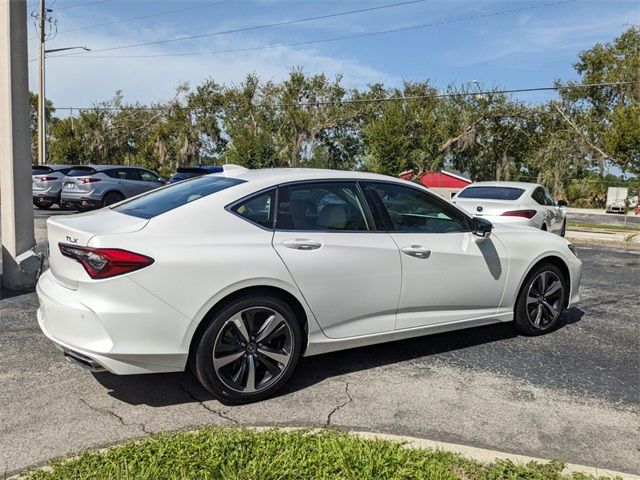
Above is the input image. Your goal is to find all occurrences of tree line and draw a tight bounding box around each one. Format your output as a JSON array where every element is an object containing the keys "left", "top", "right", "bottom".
[{"left": 33, "top": 27, "right": 639, "bottom": 207}]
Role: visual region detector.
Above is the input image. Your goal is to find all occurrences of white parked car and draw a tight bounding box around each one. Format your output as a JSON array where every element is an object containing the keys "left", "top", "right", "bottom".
[
  {"left": 452, "top": 181, "right": 567, "bottom": 236},
  {"left": 37, "top": 169, "right": 581, "bottom": 403}
]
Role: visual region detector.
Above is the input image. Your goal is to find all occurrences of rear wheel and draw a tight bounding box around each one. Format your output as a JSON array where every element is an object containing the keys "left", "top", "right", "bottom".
[
  {"left": 33, "top": 199, "right": 53, "bottom": 209},
  {"left": 514, "top": 263, "right": 566, "bottom": 336},
  {"left": 193, "top": 294, "right": 302, "bottom": 404},
  {"left": 102, "top": 191, "right": 124, "bottom": 207}
]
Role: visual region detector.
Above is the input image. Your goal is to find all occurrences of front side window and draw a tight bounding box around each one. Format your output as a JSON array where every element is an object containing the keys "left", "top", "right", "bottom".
[
  {"left": 138, "top": 169, "right": 161, "bottom": 182},
  {"left": 232, "top": 190, "right": 275, "bottom": 229},
  {"left": 276, "top": 182, "right": 371, "bottom": 231},
  {"left": 114, "top": 176, "right": 244, "bottom": 219},
  {"left": 369, "top": 182, "right": 469, "bottom": 233}
]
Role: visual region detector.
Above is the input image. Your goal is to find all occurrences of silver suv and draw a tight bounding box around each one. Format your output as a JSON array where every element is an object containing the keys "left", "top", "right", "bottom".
[
  {"left": 32, "top": 164, "right": 73, "bottom": 209},
  {"left": 60, "top": 165, "right": 165, "bottom": 211}
]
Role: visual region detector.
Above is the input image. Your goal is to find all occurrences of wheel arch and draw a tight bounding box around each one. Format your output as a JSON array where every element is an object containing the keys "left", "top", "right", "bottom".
[
  {"left": 187, "top": 285, "right": 311, "bottom": 366},
  {"left": 516, "top": 255, "right": 571, "bottom": 309}
]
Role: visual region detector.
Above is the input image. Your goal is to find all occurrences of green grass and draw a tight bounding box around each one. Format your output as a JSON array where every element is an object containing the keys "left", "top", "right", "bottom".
[
  {"left": 567, "top": 220, "right": 640, "bottom": 233},
  {"left": 22, "top": 428, "right": 618, "bottom": 480}
]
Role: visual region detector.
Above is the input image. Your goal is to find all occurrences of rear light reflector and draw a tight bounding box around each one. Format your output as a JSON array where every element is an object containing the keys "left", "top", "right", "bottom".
[
  {"left": 36, "top": 176, "right": 57, "bottom": 182},
  {"left": 59, "top": 243, "right": 154, "bottom": 279},
  {"left": 81, "top": 178, "right": 101, "bottom": 184},
  {"left": 501, "top": 209, "right": 537, "bottom": 219}
]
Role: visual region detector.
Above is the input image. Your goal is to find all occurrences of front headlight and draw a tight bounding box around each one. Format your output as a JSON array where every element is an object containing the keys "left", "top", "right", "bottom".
[{"left": 567, "top": 243, "right": 579, "bottom": 258}]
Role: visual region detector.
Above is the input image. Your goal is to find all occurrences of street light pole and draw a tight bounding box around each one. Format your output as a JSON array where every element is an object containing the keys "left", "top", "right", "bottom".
[{"left": 37, "top": 0, "right": 45, "bottom": 165}]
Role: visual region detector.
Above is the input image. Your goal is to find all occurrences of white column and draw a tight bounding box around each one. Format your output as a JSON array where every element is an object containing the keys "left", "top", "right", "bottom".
[{"left": 0, "top": 0, "right": 38, "bottom": 290}]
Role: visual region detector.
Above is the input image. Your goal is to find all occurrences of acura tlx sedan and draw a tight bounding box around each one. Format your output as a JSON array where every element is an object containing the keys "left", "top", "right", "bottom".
[{"left": 37, "top": 168, "right": 582, "bottom": 403}]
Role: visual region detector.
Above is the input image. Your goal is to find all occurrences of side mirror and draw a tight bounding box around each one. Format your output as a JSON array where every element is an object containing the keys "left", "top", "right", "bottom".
[
  {"left": 472, "top": 216, "right": 493, "bottom": 239},
  {"left": 556, "top": 200, "right": 568, "bottom": 208}
]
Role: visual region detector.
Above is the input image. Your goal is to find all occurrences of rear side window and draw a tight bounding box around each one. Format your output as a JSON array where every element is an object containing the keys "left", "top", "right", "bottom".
[
  {"left": 109, "top": 168, "right": 139, "bottom": 181},
  {"left": 276, "top": 182, "right": 371, "bottom": 231},
  {"left": 231, "top": 190, "right": 275, "bottom": 229},
  {"left": 67, "top": 167, "right": 96, "bottom": 177},
  {"left": 114, "top": 176, "right": 245, "bottom": 219},
  {"left": 457, "top": 186, "right": 525, "bottom": 200}
]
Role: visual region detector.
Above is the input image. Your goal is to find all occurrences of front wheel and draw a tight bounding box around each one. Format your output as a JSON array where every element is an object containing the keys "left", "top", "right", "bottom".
[
  {"left": 514, "top": 263, "right": 567, "bottom": 336},
  {"left": 193, "top": 295, "right": 303, "bottom": 404}
]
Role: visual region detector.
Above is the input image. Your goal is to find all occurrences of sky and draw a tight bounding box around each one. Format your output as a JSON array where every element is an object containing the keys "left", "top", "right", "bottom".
[{"left": 27, "top": 0, "right": 640, "bottom": 110}]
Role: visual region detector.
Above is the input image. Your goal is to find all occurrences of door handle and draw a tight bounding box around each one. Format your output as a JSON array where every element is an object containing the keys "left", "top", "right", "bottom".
[
  {"left": 401, "top": 245, "right": 431, "bottom": 259},
  {"left": 282, "top": 239, "right": 322, "bottom": 251}
]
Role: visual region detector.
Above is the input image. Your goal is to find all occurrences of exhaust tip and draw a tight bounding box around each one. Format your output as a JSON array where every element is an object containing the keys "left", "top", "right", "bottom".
[{"left": 63, "top": 350, "right": 107, "bottom": 373}]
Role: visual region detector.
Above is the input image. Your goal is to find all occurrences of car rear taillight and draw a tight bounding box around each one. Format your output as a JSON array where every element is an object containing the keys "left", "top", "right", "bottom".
[
  {"left": 36, "top": 176, "right": 57, "bottom": 182},
  {"left": 81, "top": 178, "right": 101, "bottom": 184},
  {"left": 59, "top": 243, "right": 154, "bottom": 279},
  {"left": 501, "top": 209, "right": 537, "bottom": 219}
]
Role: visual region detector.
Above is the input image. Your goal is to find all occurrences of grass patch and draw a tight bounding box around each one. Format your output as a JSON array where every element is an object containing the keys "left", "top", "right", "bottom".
[
  {"left": 22, "top": 428, "right": 618, "bottom": 480},
  {"left": 567, "top": 220, "right": 640, "bottom": 233}
]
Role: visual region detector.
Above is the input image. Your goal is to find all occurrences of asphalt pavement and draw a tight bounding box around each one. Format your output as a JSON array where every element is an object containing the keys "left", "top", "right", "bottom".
[{"left": 0, "top": 212, "right": 638, "bottom": 477}]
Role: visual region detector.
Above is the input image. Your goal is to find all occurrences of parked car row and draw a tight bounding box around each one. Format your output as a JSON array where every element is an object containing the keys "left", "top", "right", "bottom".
[{"left": 32, "top": 164, "right": 225, "bottom": 211}]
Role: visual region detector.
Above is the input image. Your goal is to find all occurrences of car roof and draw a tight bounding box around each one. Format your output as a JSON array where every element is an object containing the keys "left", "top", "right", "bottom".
[
  {"left": 462, "top": 181, "right": 541, "bottom": 192},
  {"left": 218, "top": 168, "right": 403, "bottom": 185}
]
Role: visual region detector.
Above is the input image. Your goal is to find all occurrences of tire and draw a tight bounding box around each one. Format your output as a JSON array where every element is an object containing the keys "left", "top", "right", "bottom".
[
  {"left": 560, "top": 220, "right": 566, "bottom": 237},
  {"left": 33, "top": 199, "right": 53, "bottom": 209},
  {"left": 193, "top": 294, "right": 303, "bottom": 404},
  {"left": 541, "top": 223, "right": 547, "bottom": 231},
  {"left": 102, "top": 191, "right": 124, "bottom": 207},
  {"left": 514, "top": 263, "right": 567, "bottom": 336}
]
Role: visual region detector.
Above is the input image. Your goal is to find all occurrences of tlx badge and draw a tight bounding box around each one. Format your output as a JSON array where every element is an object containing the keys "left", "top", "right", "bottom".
[{"left": 66, "top": 236, "right": 79, "bottom": 244}]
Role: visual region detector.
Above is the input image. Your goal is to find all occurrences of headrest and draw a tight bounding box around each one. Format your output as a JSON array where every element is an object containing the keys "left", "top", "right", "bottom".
[{"left": 317, "top": 204, "right": 347, "bottom": 229}]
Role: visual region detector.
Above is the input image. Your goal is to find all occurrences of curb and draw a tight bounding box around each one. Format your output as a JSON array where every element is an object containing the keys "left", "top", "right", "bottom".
[
  {"left": 11, "top": 426, "right": 639, "bottom": 479},
  {"left": 565, "top": 233, "right": 640, "bottom": 251},
  {"left": 350, "top": 431, "right": 640, "bottom": 480}
]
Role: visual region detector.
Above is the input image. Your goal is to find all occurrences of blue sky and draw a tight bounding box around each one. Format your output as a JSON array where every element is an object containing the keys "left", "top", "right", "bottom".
[{"left": 27, "top": 0, "right": 639, "bottom": 109}]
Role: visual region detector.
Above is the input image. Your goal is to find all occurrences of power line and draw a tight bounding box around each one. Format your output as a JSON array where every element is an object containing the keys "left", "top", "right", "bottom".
[
  {"left": 53, "top": 0, "right": 111, "bottom": 11},
  {"left": 47, "top": 81, "right": 633, "bottom": 111},
  {"left": 49, "top": 0, "right": 577, "bottom": 60},
  {"left": 52, "top": 0, "right": 430, "bottom": 56},
  {"left": 56, "top": 0, "right": 231, "bottom": 35}
]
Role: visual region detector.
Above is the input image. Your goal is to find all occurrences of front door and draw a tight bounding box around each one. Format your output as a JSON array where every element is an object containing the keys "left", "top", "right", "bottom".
[
  {"left": 366, "top": 182, "right": 508, "bottom": 330},
  {"left": 272, "top": 181, "right": 401, "bottom": 339}
]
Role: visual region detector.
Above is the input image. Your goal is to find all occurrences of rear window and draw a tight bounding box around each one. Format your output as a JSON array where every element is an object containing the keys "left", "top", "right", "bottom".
[
  {"left": 113, "top": 175, "right": 245, "bottom": 219},
  {"left": 171, "top": 172, "right": 203, "bottom": 182},
  {"left": 67, "top": 167, "right": 97, "bottom": 177},
  {"left": 32, "top": 166, "right": 53, "bottom": 174},
  {"left": 457, "top": 186, "right": 525, "bottom": 200}
]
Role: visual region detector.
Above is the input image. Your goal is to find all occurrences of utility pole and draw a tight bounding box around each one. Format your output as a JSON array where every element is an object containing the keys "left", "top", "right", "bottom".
[
  {"left": 1, "top": 0, "right": 39, "bottom": 290},
  {"left": 37, "top": 0, "right": 46, "bottom": 165}
]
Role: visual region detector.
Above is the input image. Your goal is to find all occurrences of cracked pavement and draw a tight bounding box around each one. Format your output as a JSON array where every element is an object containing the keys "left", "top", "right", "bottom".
[{"left": 0, "top": 212, "right": 638, "bottom": 477}]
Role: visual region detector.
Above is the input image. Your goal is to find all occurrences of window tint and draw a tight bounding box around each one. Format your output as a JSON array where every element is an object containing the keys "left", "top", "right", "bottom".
[
  {"left": 232, "top": 190, "right": 275, "bottom": 229},
  {"left": 370, "top": 183, "right": 469, "bottom": 233},
  {"left": 110, "top": 168, "right": 139, "bottom": 181},
  {"left": 457, "top": 186, "right": 525, "bottom": 200},
  {"left": 114, "top": 176, "right": 244, "bottom": 219},
  {"left": 532, "top": 187, "right": 547, "bottom": 205},
  {"left": 32, "top": 166, "right": 53, "bottom": 174},
  {"left": 67, "top": 167, "right": 96, "bottom": 177},
  {"left": 138, "top": 169, "right": 160, "bottom": 182},
  {"left": 171, "top": 172, "right": 203, "bottom": 182},
  {"left": 276, "top": 182, "right": 370, "bottom": 231}
]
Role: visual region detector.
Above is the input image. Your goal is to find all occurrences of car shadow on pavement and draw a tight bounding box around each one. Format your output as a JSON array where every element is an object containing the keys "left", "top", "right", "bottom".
[{"left": 93, "top": 308, "right": 584, "bottom": 407}]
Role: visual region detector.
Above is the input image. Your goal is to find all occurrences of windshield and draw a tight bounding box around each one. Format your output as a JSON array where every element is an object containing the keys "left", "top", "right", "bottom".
[
  {"left": 113, "top": 175, "right": 245, "bottom": 219},
  {"left": 457, "top": 186, "right": 525, "bottom": 201}
]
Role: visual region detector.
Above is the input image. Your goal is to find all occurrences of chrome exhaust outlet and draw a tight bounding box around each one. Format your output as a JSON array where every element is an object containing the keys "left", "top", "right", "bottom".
[{"left": 63, "top": 350, "right": 106, "bottom": 373}]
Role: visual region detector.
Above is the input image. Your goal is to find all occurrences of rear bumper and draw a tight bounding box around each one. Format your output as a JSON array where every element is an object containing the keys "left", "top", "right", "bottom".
[{"left": 36, "top": 269, "right": 190, "bottom": 374}]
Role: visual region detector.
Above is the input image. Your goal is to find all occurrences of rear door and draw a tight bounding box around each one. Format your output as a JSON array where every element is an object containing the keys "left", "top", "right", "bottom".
[
  {"left": 532, "top": 187, "right": 561, "bottom": 232},
  {"left": 272, "top": 181, "right": 401, "bottom": 339},
  {"left": 366, "top": 181, "right": 508, "bottom": 329}
]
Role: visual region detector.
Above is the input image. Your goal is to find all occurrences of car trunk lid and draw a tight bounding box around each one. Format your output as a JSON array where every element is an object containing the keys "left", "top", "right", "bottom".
[
  {"left": 46, "top": 209, "right": 149, "bottom": 289},
  {"left": 452, "top": 198, "right": 524, "bottom": 217}
]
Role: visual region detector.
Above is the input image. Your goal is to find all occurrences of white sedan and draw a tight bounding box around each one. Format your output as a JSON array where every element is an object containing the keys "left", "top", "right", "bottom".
[
  {"left": 452, "top": 181, "right": 567, "bottom": 236},
  {"left": 37, "top": 169, "right": 581, "bottom": 403}
]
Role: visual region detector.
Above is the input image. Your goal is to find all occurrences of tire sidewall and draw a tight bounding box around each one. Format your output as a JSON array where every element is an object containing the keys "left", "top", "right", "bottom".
[
  {"left": 103, "top": 192, "right": 124, "bottom": 207},
  {"left": 194, "top": 295, "right": 303, "bottom": 404},
  {"left": 514, "top": 263, "right": 567, "bottom": 336}
]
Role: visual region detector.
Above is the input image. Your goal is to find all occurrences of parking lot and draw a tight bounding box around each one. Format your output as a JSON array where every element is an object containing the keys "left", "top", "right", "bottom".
[{"left": 0, "top": 211, "right": 638, "bottom": 477}]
